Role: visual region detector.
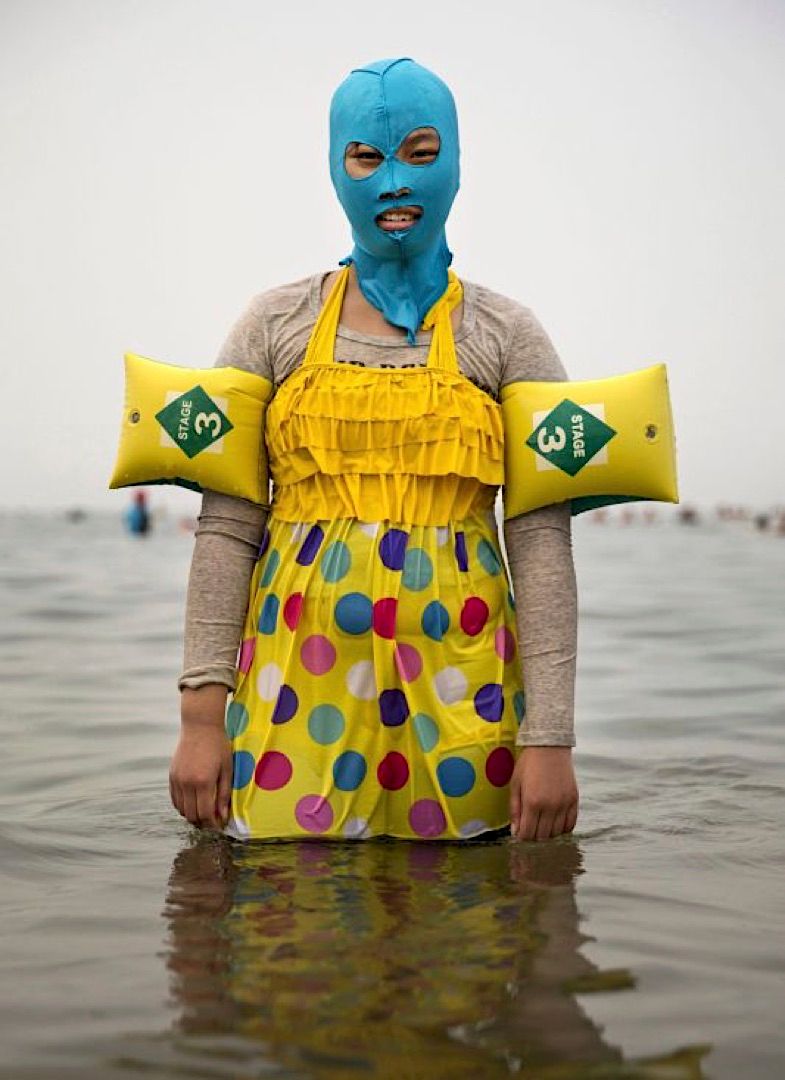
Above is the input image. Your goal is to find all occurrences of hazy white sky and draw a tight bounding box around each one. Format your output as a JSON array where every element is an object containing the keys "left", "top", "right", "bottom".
[{"left": 2, "top": 0, "right": 783, "bottom": 510}]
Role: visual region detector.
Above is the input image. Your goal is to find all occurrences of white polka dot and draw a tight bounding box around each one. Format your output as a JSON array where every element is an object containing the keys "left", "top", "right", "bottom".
[
  {"left": 343, "top": 817, "right": 373, "bottom": 839},
  {"left": 290, "top": 522, "right": 307, "bottom": 544},
  {"left": 225, "top": 816, "right": 251, "bottom": 840},
  {"left": 358, "top": 520, "right": 380, "bottom": 537},
  {"left": 346, "top": 659, "right": 377, "bottom": 700},
  {"left": 459, "top": 819, "right": 490, "bottom": 838},
  {"left": 257, "top": 661, "right": 283, "bottom": 701},
  {"left": 433, "top": 665, "right": 468, "bottom": 704},
  {"left": 435, "top": 526, "right": 449, "bottom": 546}
]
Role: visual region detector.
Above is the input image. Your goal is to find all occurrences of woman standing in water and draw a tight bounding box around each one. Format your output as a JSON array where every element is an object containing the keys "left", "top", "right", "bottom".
[{"left": 169, "top": 58, "right": 579, "bottom": 842}]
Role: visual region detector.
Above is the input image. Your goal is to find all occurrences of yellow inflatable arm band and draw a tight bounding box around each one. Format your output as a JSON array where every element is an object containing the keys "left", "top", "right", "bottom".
[
  {"left": 500, "top": 363, "right": 678, "bottom": 518},
  {"left": 108, "top": 353, "right": 274, "bottom": 504}
]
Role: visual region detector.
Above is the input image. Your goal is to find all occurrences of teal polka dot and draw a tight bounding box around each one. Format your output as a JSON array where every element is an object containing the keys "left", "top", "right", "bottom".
[
  {"left": 258, "top": 594, "right": 279, "bottom": 634},
  {"left": 226, "top": 701, "right": 249, "bottom": 738},
  {"left": 333, "top": 750, "right": 367, "bottom": 791},
  {"left": 507, "top": 589, "right": 516, "bottom": 610},
  {"left": 308, "top": 703, "right": 345, "bottom": 745},
  {"left": 422, "top": 600, "right": 450, "bottom": 641},
  {"left": 513, "top": 690, "right": 526, "bottom": 723},
  {"left": 402, "top": 547, "right": 433, "bottom": 591},
  {"left": 321, "top": 540, "right": 351, "bottom": 582},
  {"left": 437, "top": 756, "right": 476, "bottom": 797},
  {"left": 260, "top": 548, "right": 280, "bottom": 588},
  {"left": 477, "top": 538, "right": 502, "bottom": 576},
  {"left": 413, "top": 712, "right": 440, "bottom": 752},
  {"left": 232, "top": 750, "right": 255, "bottom": 789}
]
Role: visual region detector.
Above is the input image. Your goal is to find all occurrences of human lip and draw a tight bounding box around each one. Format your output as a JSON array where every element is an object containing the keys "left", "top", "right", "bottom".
[{"left": 375, "top": 206, "right": 423, "bottom": 232}]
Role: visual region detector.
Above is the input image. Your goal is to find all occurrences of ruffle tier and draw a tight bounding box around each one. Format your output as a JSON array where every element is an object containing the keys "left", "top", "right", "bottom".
[{"left": 266, "top": 364, "right": 504, "bottom": 524}]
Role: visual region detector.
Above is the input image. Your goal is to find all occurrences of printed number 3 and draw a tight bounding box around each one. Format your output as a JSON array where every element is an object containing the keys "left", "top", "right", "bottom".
[
  {"left": 536, "top": 425, "right": 566, "bottom": 455},
  {"left": 194, "top": 411, "right": 221, "bottom": 437}
]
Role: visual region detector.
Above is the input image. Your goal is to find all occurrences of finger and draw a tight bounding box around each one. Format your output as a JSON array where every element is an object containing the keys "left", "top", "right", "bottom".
[
  {"left": 182, "top": 787, "right": 200, "bottom": 828},
  {"left": 565, "top": 802, "right": 579, "bottom": 833},
  {"left": 518, "top": 804, "right": 540, "bottom": 842},
  {"left": 217, "top": 760, "right": 233, "bottom": 827},
  {"left": 535, "top": 809, "right": 555, "bottom": 841},
  {"left": 509, "top": 776, "right": 522, "bottom": 838},
  {"left": 551, "top": 809, "right": 568, "bottom": 838},
  {"left": 196, "top": 781, "right": 221, "bottom": 830}
]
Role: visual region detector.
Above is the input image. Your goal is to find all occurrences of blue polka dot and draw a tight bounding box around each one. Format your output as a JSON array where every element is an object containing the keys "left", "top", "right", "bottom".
[
  {"left": 258, "top": 593, "right": 279, "bottom": 634},
  {"left": 437, "top": 757, "right": 476, "bottom": 797},
  {"left": 296, "top": 524, "right": 324, "bottom": 566},
  {"left": 475, "top": 683, "right": 504, "bottom": 722},
  {"left": 422, "top": 600, "right": 450, "bottom": 641},
  {"left": 455, "top": 531, "right": 468, "bottom": 572},
  {"left": 402, "top": 547, "right": 433, "bottom": 591},
  {"left": 308, "top": 703, "right": 345, "bottom": 745},
  {"left": 260, "top": 548, "right": 280, "bottom": 588},
  {"left": 413, "top": 712, "right": 439, "bottom": 752},
  {"left": 477, "top": 538, "right": 502, "bottom": 575},
  {"left": 226, "top": 701, "right": 249, "bottom": 738},
  {"left": 321, "top": 540, "right": 351, "bottom": 582},
  {"left": 379, "top": 528, "right": 409, "bottom": 570},
  {"left": 232, "top": 750, "right": 255, "bottom": 789},
  {"left": 333, "top": 750, "right": 367, "bottom": 791},
  {"left": 272, "top": 684, "right": 298, "bottom": 724},
  {"left": 335, "top": 592, "right": 373, "bottom": 634},
  {"left": 513, "top": 690, "right": 526, "bottom": 724}
]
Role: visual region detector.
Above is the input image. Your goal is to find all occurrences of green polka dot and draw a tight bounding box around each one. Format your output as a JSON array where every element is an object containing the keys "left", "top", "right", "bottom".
[
  {"left": 321, "top": 540, "right": 351, "bottom": 583},
  {"left": 260, "top": 548, "right": 280, "bottom": 587},
  {"left": 513, "top": 690, "right": 526, "bottom": 724},
  {"left": 308, "top": 703, "right": 345, "bottom": 745},
  {"left": 226, "top": 700, "right": 249, "bottom": 738},
  {"left": 413, "top": 712, "right": 440, "bottom": 752},
  {"left": 402, "top": 547, "right": 433, "bottom": 591},
  {"left": 477, "top": 538, "right": 502, "bottom": 576}
]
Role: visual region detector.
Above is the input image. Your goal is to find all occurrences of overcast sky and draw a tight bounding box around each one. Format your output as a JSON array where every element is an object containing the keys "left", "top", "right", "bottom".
[{"left": 1, "top": 0, "right": 783, "bottom": 511}]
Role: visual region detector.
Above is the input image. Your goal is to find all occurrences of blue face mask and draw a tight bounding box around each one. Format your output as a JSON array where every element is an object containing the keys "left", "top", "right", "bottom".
[{"left": 329, "top": 58, "right": 461, "bottom": 344}]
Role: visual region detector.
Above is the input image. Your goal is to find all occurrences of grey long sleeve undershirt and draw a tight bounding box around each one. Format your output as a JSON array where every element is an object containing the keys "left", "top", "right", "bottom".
[{"left": 178, "top": 272, "right": 578, "bottom": 748}]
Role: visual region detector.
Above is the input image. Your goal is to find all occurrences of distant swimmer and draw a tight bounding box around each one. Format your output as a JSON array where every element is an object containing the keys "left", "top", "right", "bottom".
[{"left": 125, "top": 489, "right": 151, "bottom": 536}]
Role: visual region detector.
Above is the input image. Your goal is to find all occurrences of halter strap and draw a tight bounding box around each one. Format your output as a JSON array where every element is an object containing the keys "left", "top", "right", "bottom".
[{"left": 302, "top": 265, "right": 463, "bottom": 372}]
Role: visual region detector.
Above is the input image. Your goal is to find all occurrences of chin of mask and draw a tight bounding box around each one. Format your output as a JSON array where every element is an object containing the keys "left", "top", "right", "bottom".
[{"left": 329, "top": 57, "right": 461, "bottom": 344}]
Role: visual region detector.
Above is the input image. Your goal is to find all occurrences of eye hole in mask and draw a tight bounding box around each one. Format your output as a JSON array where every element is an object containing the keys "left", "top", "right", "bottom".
[{"left": 343, "top": 127, "right": 441, "bottom": 179}]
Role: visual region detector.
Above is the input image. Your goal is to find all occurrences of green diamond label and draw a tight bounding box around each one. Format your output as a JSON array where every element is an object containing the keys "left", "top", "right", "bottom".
[
  {"left": 155, "top": 385, "right": 233, "bottom": 459},
  {"left": 526, "top": 399, "right": 616, "bottom": 476}
]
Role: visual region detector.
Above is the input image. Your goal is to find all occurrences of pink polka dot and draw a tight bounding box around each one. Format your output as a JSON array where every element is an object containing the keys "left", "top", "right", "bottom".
[
  {"left": 394, "top": 642, "right": 422, "bottom": 682},
  {"left": 377, "top": 751, "right": 409, "bottom": 790},
  {"left": 494, "top": 626, "right": 517, "bottom": 662},
  {"left": 300, "top": 634, "right": 336, "bottom": 675},
  {"left": 295, "top": 794, "right": 334, "bottom": 834},
  {"left": 486, "top": 747, "right": 515, "bottom": 787},
  {"left": 409, "top": 799, "right": 447, "bottom": 838},
  {"left": 460, "top": 596, "right": 489, "bottom": 636},
  {"left": 254, "top": 751, "right": 293, "bottom": 790},
  {"left": 237, "top": 637, "right": 256, "bottom": 673},
  {"left": 372, "top": 597, "right": 398, "bottom": 638},
  {"left": 283, "top": 592, "right": 304, "bottom": 631}
]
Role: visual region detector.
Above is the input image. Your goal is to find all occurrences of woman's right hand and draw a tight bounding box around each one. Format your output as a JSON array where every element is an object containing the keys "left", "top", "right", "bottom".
[{"left": 169, "top": 685, "right": 233, "bottom": 831}]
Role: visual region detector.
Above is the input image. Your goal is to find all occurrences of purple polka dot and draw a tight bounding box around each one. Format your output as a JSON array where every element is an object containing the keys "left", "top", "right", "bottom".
[
  {"left": 377, "top": 751, "right": 409, "bottom": 790},
  {"left": 486, "top": 747, "right": 515, "bottom": 787},
  {"left": 379, "top": 687, "right": 409, "bottom": 727},
  {"left": 255, "top": 751, "right": 293, "bottom": 790},
  {"left": 474, "top": 683, "right": 504, "bottom": 722},
  {"left": 272, "top": 683, "right": 298, "bottom": 724},
  {"left": 409, "top": 799, "right": 447, "bottom": 838},
  {"left": 295, "top": 794, "right": 334, "bottom": 834},
  {"left": 379, "top": 528, "right": 409, "bottom": 571},
  {"left": 454, "top": 531, "right": 468, "bottom": 572},
  {"left": 296, "top": 524, "right": 324, "bottom": 566},
  {"left": 237, "top": 637, "right": 255, "bottom": 674},
  {"left": 257, "top": 525, "right": 270, "bottom": 560}
]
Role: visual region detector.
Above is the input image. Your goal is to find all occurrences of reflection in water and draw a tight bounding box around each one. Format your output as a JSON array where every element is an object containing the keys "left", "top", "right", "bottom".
[{"left": 163, "top": 836, "right": 711, "bottom": 1078}]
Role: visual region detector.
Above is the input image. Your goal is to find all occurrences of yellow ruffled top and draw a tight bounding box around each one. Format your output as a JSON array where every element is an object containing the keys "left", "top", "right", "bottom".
[{"left": 266, "top": 266, "right": 503, "bottom": 526}]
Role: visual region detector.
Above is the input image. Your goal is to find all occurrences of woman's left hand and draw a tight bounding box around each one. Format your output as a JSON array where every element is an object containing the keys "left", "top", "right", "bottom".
[{"left": 510, "top": 746, "right": 579, "bottom": 841}]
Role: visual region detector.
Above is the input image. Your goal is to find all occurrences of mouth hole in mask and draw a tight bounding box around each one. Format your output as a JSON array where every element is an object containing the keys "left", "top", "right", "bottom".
[{"left": 343, "top": 127, "right": 441, "bottom": 180}]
